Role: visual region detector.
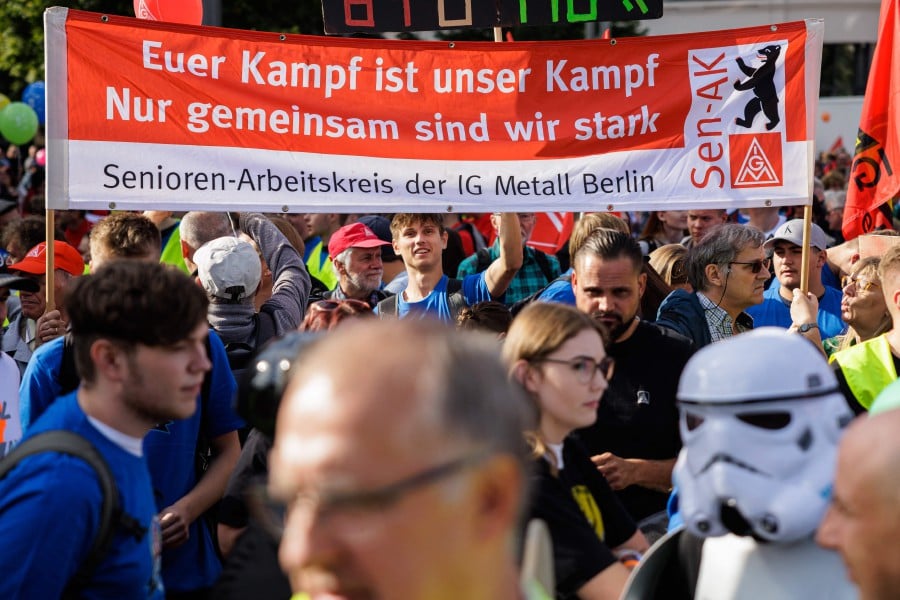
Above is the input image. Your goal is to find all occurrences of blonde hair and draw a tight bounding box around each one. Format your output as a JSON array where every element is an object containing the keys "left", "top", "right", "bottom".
[
  {"left": 649, "top": 244, "right": 689, "bottom": 288},
  {"left": 501, "top": 303, "right": 607, "bottom": 463},
  {"left": 839, "top": 257, "right": 892, "bottom": 351}
]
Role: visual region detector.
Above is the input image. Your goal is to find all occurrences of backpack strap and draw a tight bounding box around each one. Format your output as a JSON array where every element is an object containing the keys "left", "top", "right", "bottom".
[
  {"left": 0, "top": 431, "right": 122, "bottom": 589},
  {"left": 58, "top": 333, "right": 80, "bottom": 395},
  {"left": 376, "top": 293, "right": 398, "bottom": 320},
  {"left": 446, "top": 278, "right": 468, "bottom": 322},
  {"left": 532, "top": 250, "right": 555, "bottom": 284},
  {"left": 474, "top": 248, "right": 492, "bottom": 274},
  {"left": 255, "top": 304, "right": 279, "bottom": 349}
]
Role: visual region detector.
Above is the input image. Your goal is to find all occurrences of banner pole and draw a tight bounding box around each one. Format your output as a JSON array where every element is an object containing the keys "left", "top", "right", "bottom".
[
  {"left": 45, "top": 208, "right": 56, "bottom": 311},
  {"left": 799, "top": 204, "right": 812, "bottom": 295}
]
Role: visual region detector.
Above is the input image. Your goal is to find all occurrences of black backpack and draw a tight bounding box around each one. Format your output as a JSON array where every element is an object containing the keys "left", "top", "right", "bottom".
[
  {"left": 377, "top": 278, "right": 467, "bottom": 322},
  {"left": 221, "top": 305, "right": 279, "bottom": 380},
  {"left": 0, "top": 431, "right": 145, "bottom": 597}
]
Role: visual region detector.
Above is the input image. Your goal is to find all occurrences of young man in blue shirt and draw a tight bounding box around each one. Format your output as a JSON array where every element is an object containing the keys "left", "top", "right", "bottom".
[
  {"left": 0, "top": 261, "right": 211, "bottom": 598},
  {"left": 19, "top": 212, "right": 243, "bottom": 595},
  {"left": 377, "top": 213, "right": 522, "bottom": 321}
]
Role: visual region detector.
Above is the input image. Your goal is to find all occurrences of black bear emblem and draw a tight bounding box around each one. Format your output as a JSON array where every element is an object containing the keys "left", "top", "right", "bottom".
[{"left": 734, "top": 44, "right": 781, "bottom": 131}]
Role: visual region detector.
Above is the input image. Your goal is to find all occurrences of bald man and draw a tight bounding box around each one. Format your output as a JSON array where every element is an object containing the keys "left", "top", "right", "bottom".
[
  {"left": 817, "top": 409, "right": 900, "bottom": 600},
  {"left": 268, "top": 320, "right": 542, "bottom": 600}
]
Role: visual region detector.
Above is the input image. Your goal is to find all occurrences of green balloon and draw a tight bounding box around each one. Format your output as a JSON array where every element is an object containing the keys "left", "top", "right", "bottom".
[{"left": 0, "top": 101, "right": 39, "bottom": 145}]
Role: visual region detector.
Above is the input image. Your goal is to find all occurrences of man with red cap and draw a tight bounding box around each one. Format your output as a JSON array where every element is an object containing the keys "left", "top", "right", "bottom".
[
  {"left": 2, "top": 240, "right": 84, "bottom": 374},
  {"left": 323, "top": 221, "right": 392, "bottom": 308}
]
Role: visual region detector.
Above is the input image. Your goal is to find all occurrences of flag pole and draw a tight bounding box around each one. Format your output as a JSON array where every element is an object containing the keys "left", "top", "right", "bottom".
[
  {"left": 45, "top": 208, "right": 56, "bottom": 311},
  {"left": 799, "top": 204, "right": 812, "bottom": 295}
]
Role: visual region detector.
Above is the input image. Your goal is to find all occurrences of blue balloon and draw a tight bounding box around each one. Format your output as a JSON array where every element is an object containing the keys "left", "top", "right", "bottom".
[{"left": 22, "top": 81, "right": 45, "bottom": 125}]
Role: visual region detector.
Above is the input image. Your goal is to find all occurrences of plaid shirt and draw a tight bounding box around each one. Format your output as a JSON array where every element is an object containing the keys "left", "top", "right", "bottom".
[
  {"left": 456, "top": 242, "right": 561, "bottom": 305},
  {"left": 697, "top": 291, "right": 754, "bottom": 343}
]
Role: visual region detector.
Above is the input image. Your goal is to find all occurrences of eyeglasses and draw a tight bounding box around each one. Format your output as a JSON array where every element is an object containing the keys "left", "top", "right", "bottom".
[
  {"left": 533, "top": 356, "right": 615, "bottom": 384},
  {"left": 841, "top": 275, "right": 878, "bottom": 293},
  {"left": 729, "top": 258, "right": 771, "bottom": 274},
  {"left": 252, "top": 452, "right": 488, "bottom": 541}
]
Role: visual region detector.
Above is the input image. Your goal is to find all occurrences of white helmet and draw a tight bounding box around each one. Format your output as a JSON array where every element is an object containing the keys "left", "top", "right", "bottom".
[{"left": 674, "top": 328, "right": 852, "bottom": 543}]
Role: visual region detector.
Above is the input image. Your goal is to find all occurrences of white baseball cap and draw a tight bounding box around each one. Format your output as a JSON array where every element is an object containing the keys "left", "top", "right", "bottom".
[{"left": 194, "top": 236, "right": 261, "bottom": 302}]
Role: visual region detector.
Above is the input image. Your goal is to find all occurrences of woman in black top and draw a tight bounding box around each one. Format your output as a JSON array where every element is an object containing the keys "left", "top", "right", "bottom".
[{"left": 503, "top": 302, "right": 649, "bottom": 600}]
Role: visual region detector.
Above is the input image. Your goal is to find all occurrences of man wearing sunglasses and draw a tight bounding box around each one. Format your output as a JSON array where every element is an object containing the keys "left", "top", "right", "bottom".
[
  {"left": 746, "top": 220, "right": 846, "bottom": 340},
  {"left": 268, "top": 319, "right": 543, "bottom": 600},
  {"left": 571, "top": 229, "right": 693, "bottom": 539},
  {"left": 658, "top": 223, "right": 770, "bottom": 350}
]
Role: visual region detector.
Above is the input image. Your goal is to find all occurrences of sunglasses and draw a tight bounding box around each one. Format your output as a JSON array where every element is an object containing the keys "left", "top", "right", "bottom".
[
  {"left": 729, "top": 258, "right": 771, "bottom": 274},
  {"left": 841, "top": 276, "right": 878, "bottom": 293}
]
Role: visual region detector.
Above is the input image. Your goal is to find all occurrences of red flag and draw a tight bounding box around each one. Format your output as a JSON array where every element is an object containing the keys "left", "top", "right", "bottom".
[
  {"left": 843, "top": 0, "right": 900, "bottom": 240},
  {"left": 828, "top": 136, "right": 844, "bottom": 154},
  {"left": 527, "top": 213, "right": 575, "bottom": 255}
]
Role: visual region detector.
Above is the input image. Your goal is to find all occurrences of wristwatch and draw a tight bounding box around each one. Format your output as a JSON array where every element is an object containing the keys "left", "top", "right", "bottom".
[{"left": 797, "top": 322, "right": 819, "bottom": 333}]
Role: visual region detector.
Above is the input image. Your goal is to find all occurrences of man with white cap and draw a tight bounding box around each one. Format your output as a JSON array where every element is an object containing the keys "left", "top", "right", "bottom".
[
  {"left": 323, "top": 221, "right": 391, "bottom": 308},
  {"left": 194, "top": 235, "right": 288, "bottom": 380},
  {"left": 746, "top": 219, "right": 845, "bottom": 339}
]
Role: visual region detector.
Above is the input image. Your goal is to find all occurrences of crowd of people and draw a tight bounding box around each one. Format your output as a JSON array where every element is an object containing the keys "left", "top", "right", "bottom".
[{"left": 1, "top": 141, "right": 900, "bottom": 600}]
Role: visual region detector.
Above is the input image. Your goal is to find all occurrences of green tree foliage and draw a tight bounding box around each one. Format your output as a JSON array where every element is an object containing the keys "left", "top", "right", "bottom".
[
  {"left": 0, "top": 0, "right": 324, "bottom": 98},
  {"left": 1, "top": 0, "right": 132, "bottom": 97}
]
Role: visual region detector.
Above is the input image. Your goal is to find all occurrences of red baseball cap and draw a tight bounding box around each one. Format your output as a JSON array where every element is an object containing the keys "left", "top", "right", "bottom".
[
  {"left": 328, "top": 222, "right": 390, "bottom": 258},
  {"left": 9, "top": 241, "right": 85, "bottom": 276}
]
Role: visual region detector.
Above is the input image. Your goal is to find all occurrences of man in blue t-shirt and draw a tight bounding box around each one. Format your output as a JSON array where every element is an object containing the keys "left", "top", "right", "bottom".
[
  {"left": 376, "top": 213, "right": 523, "bottom": 321},
  {"left": 0, "top": 261, "right": 213, "bottom": 598},
  {"left": 18, "top": 212, "right": 243, "bottom": 595},
  {"left": 746, "top": 219, "right": 846, "bottom": 339}
]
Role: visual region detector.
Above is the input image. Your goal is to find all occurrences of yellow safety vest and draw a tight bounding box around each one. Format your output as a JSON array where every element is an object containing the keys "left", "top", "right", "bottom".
[
  {"left": 305, "top": 241, "right": 337, "bottom": 291},
  {"left": 160, "top": 222, "right": 190, "bottom": 274},
  {"left": 830, "top": 334, "right": 898, "bottom": 410}
]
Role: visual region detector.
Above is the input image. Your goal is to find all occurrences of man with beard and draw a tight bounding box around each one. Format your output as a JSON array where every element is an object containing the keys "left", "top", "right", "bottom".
[
  {"left": 323, "top": 221, "right": 392, "bottom": 308},
  {"left": 571, "top": 229, "right": 693, "bottom": 537},
  {"left": 0, "top": 261, "right": 211, "bottom": 598}
]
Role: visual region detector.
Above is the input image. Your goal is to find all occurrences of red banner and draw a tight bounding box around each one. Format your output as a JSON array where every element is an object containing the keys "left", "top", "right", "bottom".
[
  {"left": 45, "top": 9, "right": 823, "bottom": 213},
  {"left": 843, "top": 0, "right": 900, "bottom": 240}
]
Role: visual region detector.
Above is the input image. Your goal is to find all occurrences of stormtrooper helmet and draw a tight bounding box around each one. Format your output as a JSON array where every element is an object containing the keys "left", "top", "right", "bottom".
[{"left": 674, "top": 328, "right": 853, "bottom": 543}]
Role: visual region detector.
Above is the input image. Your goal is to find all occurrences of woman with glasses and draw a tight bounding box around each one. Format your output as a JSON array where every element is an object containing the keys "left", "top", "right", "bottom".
[
  {"left": 824, "top": 257, "right": 892, "bottom": 357},
  {"left": 502, "top": 302, "right": 649, "bottom": 600}
]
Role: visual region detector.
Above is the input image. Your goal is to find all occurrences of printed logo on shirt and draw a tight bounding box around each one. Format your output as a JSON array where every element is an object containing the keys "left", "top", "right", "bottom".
[{"left": 571, "top": 485, "right": 606, "bottom": 541}]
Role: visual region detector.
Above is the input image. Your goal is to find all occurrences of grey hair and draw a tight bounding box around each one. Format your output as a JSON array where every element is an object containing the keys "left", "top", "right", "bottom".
[
  {"left": 180, "top": 212, "right": 235, "bottom": 249},
  {"left": 688, "top": 223, "right": 766, "bottom": 291},
  {"left": 330, "top": 247, "right": 353, "bottom": 277}
]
